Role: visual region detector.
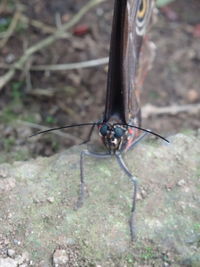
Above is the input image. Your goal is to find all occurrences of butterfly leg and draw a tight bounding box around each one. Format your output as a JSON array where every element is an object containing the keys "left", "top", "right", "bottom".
[
  {"left": 127, "top": 131, "right": 149, "bottom": 152},
  {"left": 79, "top": 124, "right": 95, "bottom": 145},
  {"left": 77, "top": 150, "right": 111, "bottom": 208},
  {"left": 115, "top": 153, "right": 138, "bottom": 241}
]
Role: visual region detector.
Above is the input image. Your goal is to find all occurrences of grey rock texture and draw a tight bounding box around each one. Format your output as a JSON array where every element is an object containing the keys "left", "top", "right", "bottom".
[{"left": 0, "top": 133, "right": 199, "bottom": 266}]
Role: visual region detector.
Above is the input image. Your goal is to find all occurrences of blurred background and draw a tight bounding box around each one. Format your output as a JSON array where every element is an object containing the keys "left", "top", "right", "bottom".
[{"left": 0, "top": 0, "right": 199, "bottom": 163}]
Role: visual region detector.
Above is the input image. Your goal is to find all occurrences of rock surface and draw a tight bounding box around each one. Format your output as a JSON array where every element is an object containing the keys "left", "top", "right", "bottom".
[{"left": 0, "top": 133, "right": 199, "bottom": 266}]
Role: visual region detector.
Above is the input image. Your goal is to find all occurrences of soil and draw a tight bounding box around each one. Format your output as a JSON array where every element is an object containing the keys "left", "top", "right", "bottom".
[{"left": 0, "top": 0, "right": 200, "bottom": 161}]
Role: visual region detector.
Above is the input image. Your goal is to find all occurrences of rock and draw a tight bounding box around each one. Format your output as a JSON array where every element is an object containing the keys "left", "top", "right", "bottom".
[
  {"left": 13, "top": 239, "right": 21, "bottom": 246},
  {"left": 0, "top": 178, "right": 16, "bottom": 192},
  {"left": 0, "top": 133, "right": 199, "bottom": 266},
  {"left": 187, "top": 89, "right": 199, "bottom": 103},
  {"left": 53, "top": 249, "right": 69, "bottom": 266},
  {"left": 0, "top": 258, "right": 18, "bottom": 267},
  {"left": 47, "top": 196, "right": 55, "bottom": 203},
  {"left": 7, "top": 248, "right": 15, "bottom": 258},
  {"left": 5, "top": 53, "right": 16, "bottom": 64},
  {"left": 177, "top": 179, "right": 186, "bottom": 186}
]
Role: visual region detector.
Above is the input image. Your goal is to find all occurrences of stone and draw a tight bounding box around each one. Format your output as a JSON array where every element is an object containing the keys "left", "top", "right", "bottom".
[{"left": 0, "top": 133, "right": 199, "bottom": 266}]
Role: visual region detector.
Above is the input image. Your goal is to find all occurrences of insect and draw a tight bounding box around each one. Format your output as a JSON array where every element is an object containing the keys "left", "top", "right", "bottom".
[{"left": 31, "top": 0, "right": 169, "bottom": 240}]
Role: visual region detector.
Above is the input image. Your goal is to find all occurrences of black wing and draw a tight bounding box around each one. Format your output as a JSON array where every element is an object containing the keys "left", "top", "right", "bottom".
[{"left": 103, "top": 0, "right": 153, "bottom": 124}]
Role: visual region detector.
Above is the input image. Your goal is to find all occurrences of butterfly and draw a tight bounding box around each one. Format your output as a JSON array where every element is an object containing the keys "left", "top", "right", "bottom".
[{"left": 31, "top": 0, "right": 168, "bottom": 241}]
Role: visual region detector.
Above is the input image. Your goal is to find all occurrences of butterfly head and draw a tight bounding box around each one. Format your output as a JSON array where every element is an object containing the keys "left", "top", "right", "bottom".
[{"left": 98, "top": 123, "right": 128, "bottom": 153}]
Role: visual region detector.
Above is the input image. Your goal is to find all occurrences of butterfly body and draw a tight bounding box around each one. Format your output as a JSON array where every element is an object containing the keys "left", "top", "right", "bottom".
[
  {"left": 99, "top": 0, "right": 153, "bottom": 155},
  {"left": 31, "top": 0, "right": 169, "bottom": 241}
]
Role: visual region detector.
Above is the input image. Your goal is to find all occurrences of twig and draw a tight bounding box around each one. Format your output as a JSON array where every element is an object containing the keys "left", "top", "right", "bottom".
[
  {"left": 142, "top": 103, "right": 200, "bottom": 118},
  {"left": 55, "top": 12, "right": 63, "bottom": 30},
  {"left": 32, "top": 57, "right": 109, "bottom": 71},
  {"left": 0, "top": 0, "right": 105, "bottom": 91},
  {"left": 0, "top": 10, "right": 59, "bottom": 35},
  {"left": 27, "top": 88, "right": 57, "bottom": 97},
  {"left": 0, "top": 57, "right": 109, "bottom": 71},
  {"left": 16, "top": 120, "right": 82, "bottom": 142},
  {"left": 0, "top": 68, "right": 15, "bottom": 89},
  {"left": 0, "top": 10, "right": 21, "bottom": 48},
  {"left": 20, "top": 14, "right": 58, "bottom": 34}
]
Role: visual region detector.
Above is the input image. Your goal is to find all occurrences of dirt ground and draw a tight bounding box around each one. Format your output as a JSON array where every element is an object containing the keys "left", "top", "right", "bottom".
[
  {"left": 0, "top": 1, "right": 200, "bottom": 266},
  {"left": 0, "top": 0, "right": 200, "bottom": 162}
]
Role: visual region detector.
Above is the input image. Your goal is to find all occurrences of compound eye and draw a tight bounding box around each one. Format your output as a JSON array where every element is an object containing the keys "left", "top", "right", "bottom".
[
  {"left": 114, "top": 127, "right": 125, "bottom": 138},
  {"left": 99, "top": 124, "right": 108, "bottom": 136}
]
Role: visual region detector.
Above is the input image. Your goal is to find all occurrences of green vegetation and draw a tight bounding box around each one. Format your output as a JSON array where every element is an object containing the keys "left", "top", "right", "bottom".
[
  {"left": 180, "top": 129, "right": 195, "bottom": 136},
  {"left": 51, "top": 139, "right": 60, "bottom": 151},
  {"left": 0, "top": 149, "right": 30, "bottom": 164},
  {"left": 3, "top": 137, "right": 15, "bottom": 151},
  {"left": 0, "top": 81, "right": 24, "bottom": 123},
  {"left": 193, "top": 223, "right": 200, "bottom": 232},
  {"left": 16, "top": 21, "right": 28, "bottom": 33},
  {"left": 125, "top": 254, "right": 135, "bottom": 265},
  {"left": 63, "top": 86, "right": 77, "bottom": 95},
  {"left": 7, "top": 0, "right": 15, "bottom": 9},
  {"left": 0, "top": 107, "right": 18, "bottom": 123},
  {"left": 141, "top": 247, "right": 156, "bottom": 260},
  {"left": 45, "top": 115, "right": 56, "bottom": 124},
  {"left": 0, "top": 15, "right": 26, "bottom": 34},
  {"left": 156, "top": 0, "right": 175, "bottom": 7},
  {"left": 0, "top": 17, "right": 12, "bottom": 33},
  {"left": 11, "top": 81, "right": 24, "bottom": 100}
]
